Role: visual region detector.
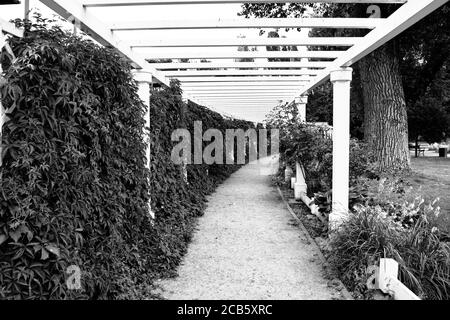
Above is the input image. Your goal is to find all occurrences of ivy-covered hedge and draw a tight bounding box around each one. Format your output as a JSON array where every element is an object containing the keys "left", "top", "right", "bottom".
[{"left": 0, "top": 18, "right": 255, "bottom": 299}]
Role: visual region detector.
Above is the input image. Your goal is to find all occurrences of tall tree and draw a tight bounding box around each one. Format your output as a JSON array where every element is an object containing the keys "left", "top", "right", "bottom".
[{"left": 240, "top": 3, "right": 412, "bottom": 171}]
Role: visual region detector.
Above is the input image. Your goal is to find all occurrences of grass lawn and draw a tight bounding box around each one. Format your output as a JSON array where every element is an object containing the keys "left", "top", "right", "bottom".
[{"left": 408, "top": 156, "right": 450, "bottom": 233}]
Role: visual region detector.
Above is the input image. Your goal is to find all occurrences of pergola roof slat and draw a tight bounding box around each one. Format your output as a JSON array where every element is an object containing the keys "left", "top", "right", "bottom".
[
  {"left": 141, "top": 50, "right": 342, "bottom": 59},
  {"left": 39, "top": 0, "right": 449, "bottom": 122},
  {"left": 181, "top": 86, "right": 304, "bottom": 90},
  {"left": 295, "top": 0, "right": 449, "bottom": 98},
  {"left": 130, "top": 37, "right": 360, "bottom": 47},
  {"left": 39, "top": 0, "right": 171, "bottom": 87},
  {"left": 0, "top": 17, "right": 24, "bottom": 37},
  {"left": 151, "top": 61, "right": 332, "bottom": 69},
  {"left": 112, "top": 18, "right": 383, "bottom": 31},
  {"left": 82, "top": 0, "right": 407, "bottom": 7},
  {"left": 177, "top": 76, "right": 313, "bottom": 82},
  {"left": 191, "top": 93, "right": 298, "bottom": 96},
  {"left": 183, "top": 87, "right": 304, "bottom": 90},
  {"left": 165, "top": 69, "right": 319, "bottom": 77}
]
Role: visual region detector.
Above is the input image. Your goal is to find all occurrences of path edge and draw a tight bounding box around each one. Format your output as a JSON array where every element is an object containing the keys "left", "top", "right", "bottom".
[{"left": 276, "top": 186, "right": 354, "bottom": 301}]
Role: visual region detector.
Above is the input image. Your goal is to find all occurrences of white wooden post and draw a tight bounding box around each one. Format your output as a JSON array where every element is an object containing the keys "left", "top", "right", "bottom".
[
  {"left": 284, "top": 165, "right": 293, "bottom": 183},
  {"left": 0, "top": 28, "right": 6, "bottom": 168},
  {"left": 0, "top": 22, "right": 23, "bottom": 168},
  {"left": 329, "top": 67, "right": 352, "bottom": 230},
  {"left": 294, "top": 161, "right": 307, "bottom": 200},
  {"left": 133, "top": 70, "right": 155, "bottom": 220},
  {"left": 24, "top": 0, "right": 30, "bottom": 20},
  {"left": 181, "top": 93, "right": 188, "bottom": 182},
  {"left": 377, "top": 258, "right": 421, "bottom": 300},
  {"left": 294, "top": 95, "right": 308, "bottom": 123}
]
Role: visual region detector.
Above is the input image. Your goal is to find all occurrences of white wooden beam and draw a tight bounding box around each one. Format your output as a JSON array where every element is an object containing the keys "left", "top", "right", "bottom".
[
  {"left": 112, "top": 18, "right": 383, "bottom": 31},
  {"left": 192, "top": 93, "right": 296, "bottom": 96},
  {"left": 38, "top": 0, "right": 170, "bottom": 86},
  {"left": 177, "top": 76, "right": 312, "bottom": 82},
  {"left": 296, "top": 0, "right": 450, "bottom": 98},
  {"left": 184, "top": 88, "right": 299, "bottom": 94},
  {"left": 151, "top": 61, "right": 332, "bottom": 70},
  {"left": 130, "top": 37, "right": 359, "bottom": 48},
  {"left": 166, "top": 69, "right": 319, "bottom": 77},
  {"left": 196, "top": 95, "right": 289, "bottom": 98},
  {"left": 142, "top": 51, "right": 341, "bottom": 59},
  {"left": 83, "top": 0, "right": 407, "bottom": 7},
  {"left": 181, "top": 83, "right": 305, "bottom": 88},
  {"left": 377, "top": 258, "right": 421, "bottom": 300},
  {"left": 199, "top": 102, "right": 282, "bottom": 104},
  {"left": 184, "top": 87, "right": 302, "bottom": 91},
  {"left": 198, "top": 102, "right": 267, "bottom": 105},
  {"left": 191, "top": 97, "right": 296, "bottom": 100},
  {"left": 186, "top": 91, "right": 300, "bottom": 95},
  {"left": 0, "top": 18, "right": 24, "bottom": 37},
  {"left": 186, "top": 92, "right": 301, "bottom": 95}
]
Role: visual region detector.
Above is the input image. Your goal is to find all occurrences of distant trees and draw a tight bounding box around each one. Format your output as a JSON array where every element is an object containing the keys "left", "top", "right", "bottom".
[
  {"left": 236, "top": 35, "right": 257, "bottom": 63},
  {"left": 408, "top": 61, "right": 450, "bottom": 148}
]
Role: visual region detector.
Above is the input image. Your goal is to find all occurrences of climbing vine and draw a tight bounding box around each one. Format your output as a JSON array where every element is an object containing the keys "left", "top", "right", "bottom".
[{"left": 0, "top": 17, "right": 255, "bottom": 299}]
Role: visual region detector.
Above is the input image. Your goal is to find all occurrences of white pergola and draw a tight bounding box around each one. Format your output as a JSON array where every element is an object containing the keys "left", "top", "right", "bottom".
[{"left": 2, "top": 0, "right": 449, "bottom": 227}]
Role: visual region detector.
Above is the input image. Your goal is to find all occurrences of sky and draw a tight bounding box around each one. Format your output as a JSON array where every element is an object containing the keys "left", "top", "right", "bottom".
[{"left": 0, "top": 0, "right": 307, "bottom": 122}]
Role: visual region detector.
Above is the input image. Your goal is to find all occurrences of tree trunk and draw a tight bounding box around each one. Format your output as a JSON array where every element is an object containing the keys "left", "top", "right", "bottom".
[
  {"left": 415, "top": 136, "right": 419, "bottom": 158},
  {"left": 359, "top": 43, "right": 411, "bottom": 172}
]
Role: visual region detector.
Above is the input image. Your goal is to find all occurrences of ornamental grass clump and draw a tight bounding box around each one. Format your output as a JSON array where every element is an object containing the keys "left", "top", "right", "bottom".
[{"left": 329, "top": 193, "right": 450, "bottom": 300}]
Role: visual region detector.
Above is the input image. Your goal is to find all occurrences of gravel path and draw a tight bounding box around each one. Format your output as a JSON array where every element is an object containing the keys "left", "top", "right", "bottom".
[{"left": 154, "top": 157, "right": 340, "bottom": 300}]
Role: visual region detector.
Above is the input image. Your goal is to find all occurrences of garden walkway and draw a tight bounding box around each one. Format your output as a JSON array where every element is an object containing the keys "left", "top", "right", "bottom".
[{"left": 154, "top": 157, "right": 341, "bottom": 300}]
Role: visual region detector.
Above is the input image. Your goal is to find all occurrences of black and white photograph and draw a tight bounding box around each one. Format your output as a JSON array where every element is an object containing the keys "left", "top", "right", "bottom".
[{"left": 0, "top": 0, "right": 449, "bottom": 312}]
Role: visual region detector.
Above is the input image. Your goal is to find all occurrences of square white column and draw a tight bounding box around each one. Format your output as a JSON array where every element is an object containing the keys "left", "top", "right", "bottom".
[
  {"left": 133, "top": 70, "right": 155, "bottom": 220},
  {"left": 329, "top": 67, "right": 353, "bottom": 231},
  {"left": 0, "top": 29, "right": 6, "bottom": 167},
  {"left": 294, "top": 95, "right": 308, "bottom": 123}
]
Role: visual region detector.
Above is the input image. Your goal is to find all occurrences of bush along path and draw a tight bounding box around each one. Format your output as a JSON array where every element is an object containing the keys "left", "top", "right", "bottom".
[{"left": 153, "top": 157, "right": 349, "bottom": 300}]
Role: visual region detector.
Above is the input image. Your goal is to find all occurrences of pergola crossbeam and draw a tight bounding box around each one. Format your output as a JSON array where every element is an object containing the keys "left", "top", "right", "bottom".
[
  {"left": 141, "top": 51, "right": 341, "bottom": 59},
  {"left": 184, "top": 88, "right": 303, "bottom": 91},
  {"left": 83, "top": 0, "right": 407, "bottom": 7},
  {"left": 151, "top": 61, "right": 332, "bottom": 69},
  {"left": 180, "top": 83, "right": 306, "bottom": 87},
  {"left": 39, "top": 0, "right": 171, "bottom": 86},
  {"left": 296, "top": 0, "right": 450, "bottom": 98},
  {"left": 112, "top": 18, "right": 383, "bottom": 31},
  {"left": 165, "top": 70, "right": 319, "bottom": 77},
  {"left": 0, "top": 18, "right": 24, "bottom": 38},
  {"left": 130, "top": 37, "right": 360, "bottom": 48},
  {"left": 177, "top": 77, "right": 312, "bottom": 82}
]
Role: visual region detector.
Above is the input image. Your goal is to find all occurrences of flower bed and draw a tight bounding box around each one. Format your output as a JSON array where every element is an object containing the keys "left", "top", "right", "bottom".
[{"left": 267, "top": 102, "right": 450, "bottom": 300}]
